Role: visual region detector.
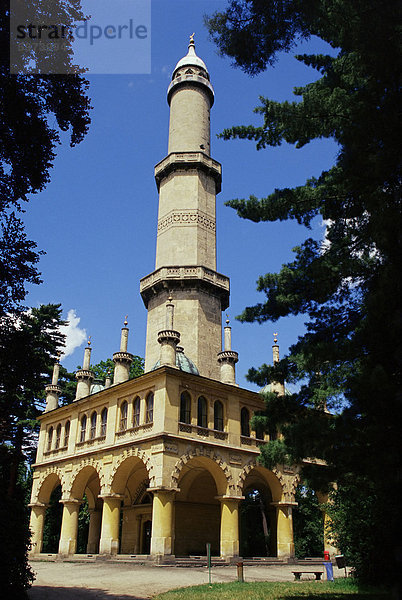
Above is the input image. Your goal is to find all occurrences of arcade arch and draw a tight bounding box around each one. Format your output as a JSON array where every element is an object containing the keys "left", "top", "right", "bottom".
[{"left": 174, "top": 456, "right": 228, "bottom": 556}]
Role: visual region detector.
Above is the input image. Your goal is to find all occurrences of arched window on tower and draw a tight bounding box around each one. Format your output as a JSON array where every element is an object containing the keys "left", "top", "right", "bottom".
[
  {"left": 145, "top": 392, "right": 154, "bottom": 423},
  {"left": 214, "top": 400, "right": 224, "bottom": 431},
  {"left": 197, "top": 396, "right": 207, "bottom": 429},
  {"left": 120, "top": 401, "right": 128, "bottom": 431},
  {"left": 179, "top": 391, "right": 191, "bottom": 424},
  {"left": 80, "top": 415, "right": 87, "bottom": 443},
  {"left": 47, "top": 426, "right": 53, "bottom": 451},
  {"left": 55, "top": 424, "right": 61, "bottom": 449},
  {"left": 133, "top": 397, "right": 140, "bottom": 427},
  {"left": 90, "top": 411, "right": 97, "bottom": 439},
  {"left": 100, "top": 408, "right": 108, "bottom": 437},
  {"left": 64, "top": 421, "right": 70, "bottom": 447},
  {"left": 241, "top": 407, "right": 250, "bottom": 437}
]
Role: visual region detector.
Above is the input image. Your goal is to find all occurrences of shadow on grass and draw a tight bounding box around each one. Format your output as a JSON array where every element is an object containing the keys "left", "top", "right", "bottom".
[
  {"left": 28, "top": 586, "right": 147, "bottom": 600},
  {"left": 282, "top": 595, "right": 390, "bottom": 600}
]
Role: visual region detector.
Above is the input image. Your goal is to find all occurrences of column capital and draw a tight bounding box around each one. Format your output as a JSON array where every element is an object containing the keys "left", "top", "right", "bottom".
[
  {"left": 98, "top": 493, "right": 124, "bottom": 501},
  {"left": 147, "top": 487, "right": 179, "bottom": 495},
  {"left": 28, "top": 502, "right": 48, "bottom": 509},
  {"left": 215, "top": 495, "right": 244, "bottom": 503},
  {"left": 271, "top": 501, "right": 298, "bottom": 508},
  {"left": 59, "top": 498, "right": 82, "bottom": 506}
]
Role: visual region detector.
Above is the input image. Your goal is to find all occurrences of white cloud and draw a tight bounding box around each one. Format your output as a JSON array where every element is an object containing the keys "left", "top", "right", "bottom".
[{"left": 60, "top": 309, "right": 86, "bottom": 359}]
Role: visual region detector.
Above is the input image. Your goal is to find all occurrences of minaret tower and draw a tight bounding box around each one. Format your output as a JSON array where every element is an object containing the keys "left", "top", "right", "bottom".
[
  {"left": 271, "top": 333, "right": 285, "bottom": 396},
  {"left": 140, "top": 36, "right": 229, "bottom": 379}
]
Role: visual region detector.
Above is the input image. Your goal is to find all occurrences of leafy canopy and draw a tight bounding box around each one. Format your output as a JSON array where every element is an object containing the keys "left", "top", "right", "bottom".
[{"left": 0, "top": 2, "right": 91, "bottom": 317}]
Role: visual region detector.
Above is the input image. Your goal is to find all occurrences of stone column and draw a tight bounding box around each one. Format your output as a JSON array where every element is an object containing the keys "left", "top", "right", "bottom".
[
  {"left": 99, "top": 495, "right": 123, "bottom": 555},
  {"left": 272, "top": 501, "right": 297, "bottom": 558},
  {"left": 150, "top": 489, "right": 176, "bottom": 560},
  {"left": 316, "top": 491, "right": 339, "bottom": 557},
  {"left": 29, "top": 503, "right": 47, "bottom": 554},
  {"left": 87, "top": 509, "right": 102, "bottom": 553},
  {"left": 58, "top": 500, "right": 81, "bottom": 556},
  {"left": 135, "top": 514, "right": 143, "bottom": 554},
  {"left": 219, "top": 496, "right": 242, "bottom": 560}
]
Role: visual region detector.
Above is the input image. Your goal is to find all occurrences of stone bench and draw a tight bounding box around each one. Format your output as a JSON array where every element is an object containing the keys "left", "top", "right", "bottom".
[{"left": 292, "top": 570, "right": 323, "bottom": 581}]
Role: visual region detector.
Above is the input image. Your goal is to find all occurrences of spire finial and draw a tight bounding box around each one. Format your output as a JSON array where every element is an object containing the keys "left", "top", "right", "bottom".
[
  {"left": 87, "top": 336, "right": 91, "bottom": 347},
  {"left": 124, "top": 315, "right": 128, "bottom": 327},
  {"left": 226, "top": 313, "right": 230, "bottom": 326},
  {"left": 273, "top": 332, "right": 278, "bottom": 345},
  {"left": 189, "top": 32, "right": 195, "bottom": 44}
]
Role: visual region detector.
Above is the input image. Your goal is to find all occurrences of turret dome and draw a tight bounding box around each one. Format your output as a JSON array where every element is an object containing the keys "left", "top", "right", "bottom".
[{"left": 172, "top": 38, "right": 209, "bottom": 78}]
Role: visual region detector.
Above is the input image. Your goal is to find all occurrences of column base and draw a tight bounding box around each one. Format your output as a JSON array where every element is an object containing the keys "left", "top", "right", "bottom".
[
  {"left": 58, "top": 539, "right": 77, "bottom": 556},
  {"left": 150, "top": 536, "right": 173, "bottom": 557},
  {"left": 99, "top": 538, "right": 119, "bottom": 555},
  {"left": 152, "top": 554, "right": 176, "bottom": 565}
]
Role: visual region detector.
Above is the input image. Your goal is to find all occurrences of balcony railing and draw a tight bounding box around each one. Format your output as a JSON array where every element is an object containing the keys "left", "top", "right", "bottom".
[{"left": 178, "top": 422, "right": 228, "bottom": 441}]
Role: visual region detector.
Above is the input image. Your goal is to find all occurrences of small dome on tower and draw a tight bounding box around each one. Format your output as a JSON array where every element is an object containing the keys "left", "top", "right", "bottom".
[
  {"left": 151, "top": 346, "right": 199, "bottom": 376},
  {"left": 172, "top": 36, "right": 209, "bottom": 78},
  {"left": 90, "top": 378, "right": 105, "bottom": 395}
]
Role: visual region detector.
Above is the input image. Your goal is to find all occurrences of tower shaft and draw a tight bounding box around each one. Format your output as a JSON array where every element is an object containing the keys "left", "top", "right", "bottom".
[{"left": 141, "top": 41, "right": 229, "bottom": 379}]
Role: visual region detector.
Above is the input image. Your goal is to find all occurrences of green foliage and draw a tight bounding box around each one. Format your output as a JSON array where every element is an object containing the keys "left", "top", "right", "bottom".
[
  {"left": 293, "top": 486, "right": 323, "bottom": 558},
  {"left": 0, "top": 446, "right": 34, "bottom": 599},
  {"left": 0, "top": 4, "right": 91, "bottom": 317},
  {"left": 0, "top": 305, "right": 66, "bottom": 452},
  {"left": 326, "top": 480, "right": 397, "bottom": 583},
  {"left": 89, "top": 356, "right": 145, "bottom": 381},
  {"left": 77, "top": 495, "right": 90, "bottom": 554},
  {"left": 206, "top": 0, "right": 401, "bottom": 586},
  {"left": 42, "top": 485, "right": 63, "bottom": 554},
  {"left": 0, "top": 304, "right": 66, "bottom": 595}
]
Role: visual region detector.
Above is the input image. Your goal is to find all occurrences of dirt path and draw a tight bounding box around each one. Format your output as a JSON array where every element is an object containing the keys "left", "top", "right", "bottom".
[{"left": 28, "top": 561, "right": 321, "bottom": 600}]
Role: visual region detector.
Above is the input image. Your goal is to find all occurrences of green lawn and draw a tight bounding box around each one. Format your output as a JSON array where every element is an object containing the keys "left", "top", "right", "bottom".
[{"left": 154, "top": 580, "right": 391, "bottom": 600}]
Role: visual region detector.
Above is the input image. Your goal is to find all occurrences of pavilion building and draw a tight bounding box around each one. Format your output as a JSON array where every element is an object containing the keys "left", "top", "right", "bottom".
[{"left": 28, "top": 39, "right": 332, "bottom": 563}]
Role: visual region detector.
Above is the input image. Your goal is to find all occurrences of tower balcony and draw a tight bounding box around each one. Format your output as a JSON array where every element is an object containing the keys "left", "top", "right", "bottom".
[
  {"left": 154, "top": 152, "right": 222, "bottom": 193},
  {"left": 140, "top": 265, "right": 230, "bottom": 310}
]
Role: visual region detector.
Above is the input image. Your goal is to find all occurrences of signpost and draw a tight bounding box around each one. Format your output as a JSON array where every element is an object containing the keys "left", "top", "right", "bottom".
[{"left": 206, "top": 542, "right": 212, "bottom": 586}]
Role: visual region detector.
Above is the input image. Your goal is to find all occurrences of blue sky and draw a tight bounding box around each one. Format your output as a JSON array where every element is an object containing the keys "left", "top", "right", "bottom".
[{"left": 23, "top": 0, "right": 338, "bottom": 390}]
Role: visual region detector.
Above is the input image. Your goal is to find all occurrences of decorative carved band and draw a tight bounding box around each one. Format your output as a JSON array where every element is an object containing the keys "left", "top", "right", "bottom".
[{"left": 158, "top": 210, "right": 216, "bottom": 233}]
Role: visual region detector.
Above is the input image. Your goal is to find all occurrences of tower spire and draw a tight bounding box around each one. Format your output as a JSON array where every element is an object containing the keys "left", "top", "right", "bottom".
[
  {"left": 217, "top": 315, "right": 239, "bottom": 385},
  {"left": 113, "top": 317, "right": 134, "bottom": 384},
  {"left": 158, "top": 296, "right": 180, "bottom": 367},
  {"left": 44, "top": 356, "right": 62, "bottom": 412},
  {"left": 75, "top": 338, "right": 95, "bottom": 400}
]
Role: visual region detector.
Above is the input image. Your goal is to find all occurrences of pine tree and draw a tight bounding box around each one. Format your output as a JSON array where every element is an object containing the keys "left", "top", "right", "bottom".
[{"left": 206, "top": 0, "right": 401, "bottom": 585}]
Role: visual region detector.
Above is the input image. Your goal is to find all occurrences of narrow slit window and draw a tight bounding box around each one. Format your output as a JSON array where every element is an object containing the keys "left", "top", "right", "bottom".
[
  {"left": 80, "top": 415, "right": 87, "bottom": 443},
  {"left": 100, "top": 408, "right": 107, "bottom": 436},
  {"left": 180, "top": 391, "right": 191, "bottom": 424},
  {"left": 197, "top": 396, "right": 207, "bottom": 428},
  {"left": 90, "top": 411, "right": 97, "bottom": 439},
  {"left": 146, "top": 392, "right": 154, "bottom": 423},
  {"left": 55, "top": 424, "right": 61, "bottom": 449},
  {"left": 120, "top": 401, "right": 128, "bottom": 431},
  {"left": 241, "top": 407, "right": 250, "bottom": 437},
  {"left": 214, "top": 400, "right": 224, "bottom": 431},
  {"left": 64, "top": 421, "right": 70, "bottom": 447},
  {"left": 133, "top": 397, "right": 140, "bottom": 427},
  {"left": 47, "top": 426, "right": 53, "bottom": 451}
]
